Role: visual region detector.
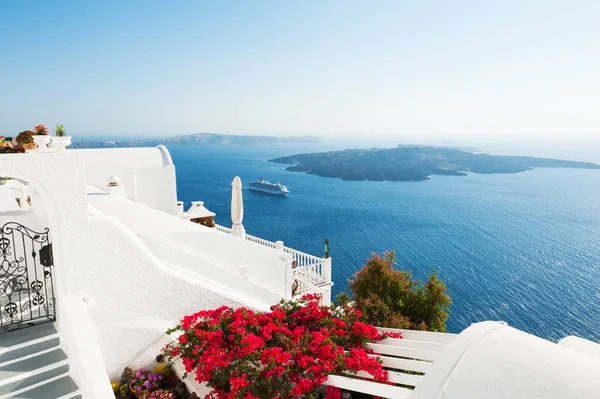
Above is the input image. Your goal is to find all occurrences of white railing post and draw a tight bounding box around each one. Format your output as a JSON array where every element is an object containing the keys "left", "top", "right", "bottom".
[
  {"left": 321, "top": 286, "right": 332, "bottom": 306},
  {"left": 323, "top": 257, "right": 332, "bottom": 284},
  {"left": 275, "top": 240, "right": 284, "bottom": 250}
]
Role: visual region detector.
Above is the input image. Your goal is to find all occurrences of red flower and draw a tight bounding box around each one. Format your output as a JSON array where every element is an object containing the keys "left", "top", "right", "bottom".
[{"left": 163, "top": 294, "right": 400, "bottom": 398}]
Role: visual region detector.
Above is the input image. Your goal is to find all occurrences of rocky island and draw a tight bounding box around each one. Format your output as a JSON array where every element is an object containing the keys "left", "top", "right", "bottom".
[
  {"left": 269, "top": 146, "right": 600, "bottom": 181},
  {"left": 69, "top": 133, "right": 322, "bottom": 149}
]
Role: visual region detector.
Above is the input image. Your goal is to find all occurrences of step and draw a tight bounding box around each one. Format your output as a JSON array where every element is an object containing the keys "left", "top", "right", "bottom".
[
  {"left": 0, "top": 324, "right": 58, "bottom": 356},
  {"left": 0, "top": 365, "right": 69, "bottom": 398},
  {"left": 0, "top": 348, "right": 68, "bottom": 388},
  {"left": 7, "top": 375, "right": 79, "bottom": 399},
  {"left": 0, "top": 338, "right": 60, "bottom": 367}
]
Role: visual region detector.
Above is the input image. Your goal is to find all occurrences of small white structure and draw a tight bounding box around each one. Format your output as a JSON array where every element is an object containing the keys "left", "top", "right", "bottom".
[
  {"left": 185, "top": 201, "right": 216, "bottom": 226},
  {"left": 105, "top": 175, "right": 125, "bottom": 197},
  {"left": 187, "top": 201, "right": 215, "bottom": 219}
]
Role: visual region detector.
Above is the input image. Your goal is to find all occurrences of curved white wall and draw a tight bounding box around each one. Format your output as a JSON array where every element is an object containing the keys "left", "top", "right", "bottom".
[
  {"left": 72, "top": 147, "right": 178, "bottom": 215},
  {"left": 75, "top": 215, "right": 246, "bottom": 376},
  {"left": 413, "top": 321, "right": 600, "bottom": 399},
  {"left": 86, "top": 193, "right": 294, "bottom": 298}
]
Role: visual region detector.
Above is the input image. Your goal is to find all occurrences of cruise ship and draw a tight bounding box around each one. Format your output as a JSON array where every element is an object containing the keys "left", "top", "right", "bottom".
[{"left": 249, "top": 178, "right": 290, "bottom": 196}]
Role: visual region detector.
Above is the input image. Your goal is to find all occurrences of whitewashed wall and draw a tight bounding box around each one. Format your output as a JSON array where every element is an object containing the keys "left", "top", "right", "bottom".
[
  {"left": 161, "top": 231, "right": 293, "bottom": 298},
  {"left": 85, "top": 193, "right": 295, "bottom": 299},
  {"left": 0, "top": 152, "right": 269, "bottom": 381},
  {"left": 72, "top": 147, "right": 178, "bottom": 215},
  {"left": 77, "top": 215, "right": 245, "bottom": 375}
]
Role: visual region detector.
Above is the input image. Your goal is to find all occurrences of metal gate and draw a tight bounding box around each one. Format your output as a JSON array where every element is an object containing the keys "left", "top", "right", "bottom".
[{"left": 0, "top": 222, "right": 55, "bottom": 333}]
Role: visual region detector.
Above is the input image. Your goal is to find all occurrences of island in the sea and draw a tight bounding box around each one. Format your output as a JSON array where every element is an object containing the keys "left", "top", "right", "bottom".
[
  {"left": 69, "top": 133, "right": 323, "bottom": 149},
  {"left": 269, "top": 146, "right": 600, "bottom": 181}
]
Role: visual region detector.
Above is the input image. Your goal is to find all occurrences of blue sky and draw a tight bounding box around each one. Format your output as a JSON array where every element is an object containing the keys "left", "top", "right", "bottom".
[{"left": 1, "top": 0, "right": 599, "bottom": 144}]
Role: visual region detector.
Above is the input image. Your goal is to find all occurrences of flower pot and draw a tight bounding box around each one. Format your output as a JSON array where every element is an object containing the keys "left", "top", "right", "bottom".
[
  {"left": 159, "top": 374, "right": 174, "bottom": 387},
  {"left": 130, "top": 382, "right": 151, "bottom": 398},
  {"left": 49, "top": 136, "right": 72, "bottom": 151},
  {"left": 32, "top": 135, "right": 51, "bottom": 150}
]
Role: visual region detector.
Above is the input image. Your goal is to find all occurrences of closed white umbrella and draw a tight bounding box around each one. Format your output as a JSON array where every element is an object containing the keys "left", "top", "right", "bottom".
[{"left": 231, "top": 176, "right": 246, "bottom": 239}]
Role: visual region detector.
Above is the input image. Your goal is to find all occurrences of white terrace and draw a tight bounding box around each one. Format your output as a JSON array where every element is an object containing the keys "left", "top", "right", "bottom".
[{"left": 0, "top": 146, "right": 599, "bottom": 398}]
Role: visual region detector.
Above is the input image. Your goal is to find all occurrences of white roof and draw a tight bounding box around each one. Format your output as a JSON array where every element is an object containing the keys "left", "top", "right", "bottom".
[
  {"left": 327, "top": 321, "right": 600, "bottom": 398},
  {"left": 411, "top": 321, "right": 600, "bottom": 398},
  {"left": 185, "top": 201, "right": 215, "bottom": 218}
]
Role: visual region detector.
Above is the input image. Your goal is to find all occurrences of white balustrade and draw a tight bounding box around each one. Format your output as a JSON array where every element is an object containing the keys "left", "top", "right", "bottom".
[
  {"left": 214, "top": 224, "right": 332, "bottom": 299},
  {"left": 214, "top": 224, "right": 232, "bottom": 234}
]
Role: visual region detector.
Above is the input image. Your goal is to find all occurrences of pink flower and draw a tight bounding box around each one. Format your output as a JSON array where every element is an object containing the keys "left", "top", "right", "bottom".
[{"left": 33, "top": 124, "right": 49, "bottom": 135}]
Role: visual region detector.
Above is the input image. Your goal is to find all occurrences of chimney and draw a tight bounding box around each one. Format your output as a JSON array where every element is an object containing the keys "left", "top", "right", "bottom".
[{"left": 106, "top": 176, "right": 125, "bottom": 197}]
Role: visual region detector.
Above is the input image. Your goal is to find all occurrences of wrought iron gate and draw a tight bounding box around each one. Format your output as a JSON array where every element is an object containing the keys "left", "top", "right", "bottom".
[{"left": 0, "top": 222, "right": 55, "bottom": 333}]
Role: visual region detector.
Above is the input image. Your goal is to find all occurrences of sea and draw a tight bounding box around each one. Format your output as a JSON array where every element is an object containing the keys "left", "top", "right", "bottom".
[{"left": 169, "top": 144, "right": 600, "bottom": 343}]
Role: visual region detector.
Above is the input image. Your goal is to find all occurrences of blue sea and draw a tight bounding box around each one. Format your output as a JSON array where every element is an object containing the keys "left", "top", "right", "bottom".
[{"left": 169, "top": 145, "right": 600, "bottom": 343}]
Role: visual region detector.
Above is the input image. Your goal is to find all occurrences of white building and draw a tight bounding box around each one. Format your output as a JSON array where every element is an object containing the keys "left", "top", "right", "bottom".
[{"left": 0, "top": 146, "right": 598, "bottom": 398}]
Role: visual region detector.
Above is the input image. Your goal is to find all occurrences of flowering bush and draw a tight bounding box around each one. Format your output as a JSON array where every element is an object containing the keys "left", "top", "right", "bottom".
[
  {"left": 34, "top": 124, "right": 49, "bottom": 135},
  {"left": 130, "top": 368, "right": 163, "bottom": 392},
  {"left": 164, "top": 294, "right": 401, "bottom": 399},
  {"left": 139, "top": 389, "right": 174, "bottom": 399}
]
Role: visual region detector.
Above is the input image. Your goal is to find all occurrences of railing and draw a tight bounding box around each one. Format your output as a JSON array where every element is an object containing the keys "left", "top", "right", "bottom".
[
  {"left": 292, "top": 274, "right": 331, "bottom": 306},
  {"left": 246, "top": 234, "right": 277, "bottom": 249},
  {"left": 214, "top": 224, "right": 232, "bottom": 234},
  {"left": 214, "top": 224, "right": 332, "bottom": 293},
  {"left": 284, "top": 247, "right": 322, "bottom": 268},
  {"left": 215, "top": 225, "right": 279, "bottom": 249}
]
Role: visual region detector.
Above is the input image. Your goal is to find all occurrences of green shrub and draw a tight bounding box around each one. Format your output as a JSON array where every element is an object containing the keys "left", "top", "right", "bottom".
[{"left": 340, "top": 251, "right": 451, "bottom": 332}]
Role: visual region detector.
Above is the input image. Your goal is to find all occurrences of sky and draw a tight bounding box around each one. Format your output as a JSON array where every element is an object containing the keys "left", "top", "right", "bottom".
[{"left": 1, "top": 0, "right": 599, "bottom": 146}]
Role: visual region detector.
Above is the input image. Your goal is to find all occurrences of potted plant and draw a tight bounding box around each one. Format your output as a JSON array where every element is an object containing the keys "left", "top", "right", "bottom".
[
  {"left": 49, "top": 124, "right": 71, "bottom": 151},
  {"left": 153, "top": 363, "right": 174, "bottom": 387},
  {"left": 129, "top": 368, "right": 163, "bottom": 397},
  {"left": 32, "top": 124, "right": 51, "bottom": 149}
]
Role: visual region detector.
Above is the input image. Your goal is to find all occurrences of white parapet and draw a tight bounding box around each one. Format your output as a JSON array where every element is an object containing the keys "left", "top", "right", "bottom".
[
  {"left": 411, "top": 321, "right": 600, "bottom": 399},
  {"left": 215, "top": 224, "right": 333, "bottom": 304}
]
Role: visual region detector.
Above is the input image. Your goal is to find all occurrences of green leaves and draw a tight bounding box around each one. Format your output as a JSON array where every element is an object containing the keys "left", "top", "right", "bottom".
[
  {"left": 54, "top": 124, "right": 66, "bottom": 137},
  {"left": 346, "top": 251, "right": 451, "bottom": 332}
]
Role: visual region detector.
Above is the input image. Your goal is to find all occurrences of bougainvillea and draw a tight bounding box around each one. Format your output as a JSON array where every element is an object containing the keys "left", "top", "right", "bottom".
[{"left": 164, "top": 294, "right": 401, "bottom": 399}]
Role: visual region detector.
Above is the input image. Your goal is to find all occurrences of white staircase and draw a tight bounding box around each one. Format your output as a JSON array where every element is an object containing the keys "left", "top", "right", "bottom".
[
  {"left": 0, "top": 324, "right": 81, "bottom": 399},
  {"left": 324, "top": 327, "right": 458, "bottom": 398}
]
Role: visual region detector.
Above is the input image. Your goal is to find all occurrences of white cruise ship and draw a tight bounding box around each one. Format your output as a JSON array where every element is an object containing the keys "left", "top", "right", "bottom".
[{"left": 249, "top": 178, "right": 290, "bottom": 196}]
